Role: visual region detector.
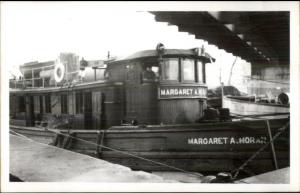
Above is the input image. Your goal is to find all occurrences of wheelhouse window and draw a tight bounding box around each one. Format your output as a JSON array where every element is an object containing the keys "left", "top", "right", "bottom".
[
  {"left": 61, "top": 94, "right": 68, "bottom": 114},
  {"left": 126, "top": 63, "right": 139, "bottom": 82},
  {"left": 181, "top": 58, "right": 195, "bottom": 82},
  {"left": 76, "top": 92, "right": 83, "bottom": 114},
  {"left": 142, "top": 62, "right": 159, "bottom": 83},
  {"left": 45, "top": 95, "right": 51, "bottom": 113},
  {"left": 151, "top": 66, "right": 159, "bottom": 76},
  {"left": 160, "top": 57, "right": 205, "bottom": 83},
  {"left": 161, "top": 58, "right": 179, "bottom": 81},
  {"left": 197, "top": 60, "right": 204, "bottom": 83}
]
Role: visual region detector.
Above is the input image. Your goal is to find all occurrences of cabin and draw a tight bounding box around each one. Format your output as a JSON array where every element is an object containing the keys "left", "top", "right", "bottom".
[{"left": 9, "top": 46, "right": 214, "bottom": 130}]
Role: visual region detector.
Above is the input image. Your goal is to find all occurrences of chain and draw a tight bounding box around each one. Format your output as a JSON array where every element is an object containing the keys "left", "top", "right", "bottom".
[
  {"left": 11, "top": 128, "right": 203, "bottom": 178},
  {"left": 231, "top": 121, "right": 289, "bottom": 179},
  {"left": 11, "top": 120, "right": 289, "bottom": 180}
]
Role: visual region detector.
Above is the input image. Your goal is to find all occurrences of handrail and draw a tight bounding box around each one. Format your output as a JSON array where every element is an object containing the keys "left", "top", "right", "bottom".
[
  {"left": 10, "top": 70, "right": 81, "bottom": 89},
  {"left": 21, "top": 64, "right": 55, "bottom": 71},
  {"left": 12, "top": 62, "right": 107, "bottom": 89},
  {"left": 9, "top": 68, "right": 109, "bottom": 89}
]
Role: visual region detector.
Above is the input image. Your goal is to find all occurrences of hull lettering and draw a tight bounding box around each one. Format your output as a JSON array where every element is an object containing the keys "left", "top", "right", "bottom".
[{"left": 188, "top": 136, "right": 267, "bottom": 145}]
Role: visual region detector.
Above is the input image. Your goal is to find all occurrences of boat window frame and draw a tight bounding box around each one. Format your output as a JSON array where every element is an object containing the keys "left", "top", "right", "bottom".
[
  {"left": 159, "top": 57, "right": 205, "bottom": 84},
  {"left": 45, "top": 95, "right": 51, "bottom": 113},
  {"left": 180, "top": 57, "right": 197, "bottom": 83},
  {"left": 75, "top": 92, "right": 84, "bottom": 114},
  {"left": 160, "top": 57, "right": 180, "bottom": 83},
  {"left": 18, "top": 96, "right": 26, "bottom": 113},
  {"left": 196, "top": 59, "right": 205, "bottom": 83},
  {"left": 61, "top": 94, "right": 68, "bottom": 114},
  {"left": 141, "top": 61, "right": 160, "bottom": 84}
]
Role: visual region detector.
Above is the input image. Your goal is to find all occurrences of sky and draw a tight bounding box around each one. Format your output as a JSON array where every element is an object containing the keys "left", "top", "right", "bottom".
[{"left": 1, "top": 1, "right": 251, "bottom": 89}]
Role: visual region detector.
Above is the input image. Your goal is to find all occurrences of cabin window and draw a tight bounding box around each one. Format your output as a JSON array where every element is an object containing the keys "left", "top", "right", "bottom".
[
  {"left": 61, "top": 94, "right": 68, "bottom": 114},
  {"left": 126, "top": 63, "right": 140, "bottom": 82},
  {"left": 197, "top": 60, "right": 204, "bottom": 83},
  {"left": 18, "top": 96, "right": 26, "bottom": 112},
  {"left": 76, "top": 92, "right": 83, "bottom": 114},
  {"left": 151, "top": 66, "right": 159, "bottom": 75},
  {"left": 162, "top": 58, "right": 179, "bottom": 81},
  {"left": 142, "top": 63, "right": 159, "bottom": 82},
  {"left": 181, "top": 58, "right": 195, "bottom": 82},
  {"left": 39, "top": 96, "right": 44, "bottom": 113},
  {"left": 45, "top": 95, "right": 51, "bottom": 113}
]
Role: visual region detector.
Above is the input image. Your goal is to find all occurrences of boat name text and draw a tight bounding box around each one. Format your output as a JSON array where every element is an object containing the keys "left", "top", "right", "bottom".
[
  {"left": 187, "top": 136, "right": 267, "bottom": 145},
  {"left": 159, "top": 86, "right": 206, "bottom": 99}
]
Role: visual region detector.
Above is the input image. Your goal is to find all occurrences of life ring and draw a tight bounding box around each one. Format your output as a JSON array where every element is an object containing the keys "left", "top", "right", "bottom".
[{"left": 54, "top": 63, "right": 65, "bottom": 83}]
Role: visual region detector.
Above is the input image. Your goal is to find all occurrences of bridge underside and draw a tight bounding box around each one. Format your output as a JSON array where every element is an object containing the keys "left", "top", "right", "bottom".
[{"left": 151, "top": 11, "right": 289, "bottom": 67}]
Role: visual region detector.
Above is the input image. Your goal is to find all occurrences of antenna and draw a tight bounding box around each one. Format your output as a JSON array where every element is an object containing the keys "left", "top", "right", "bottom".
[{"left": 228, "top": 56, "right": 238, "bottom": 85}]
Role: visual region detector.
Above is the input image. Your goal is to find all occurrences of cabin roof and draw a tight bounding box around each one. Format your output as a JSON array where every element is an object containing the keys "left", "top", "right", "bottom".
[
  {"left": 10, "top": 80, "right": 124, "bottom": 94},
  {"left": 20, "top": 61, "right": 55, "bottom": 68},
  {"left": 107, "top": 49, "right": 215, "bottom": 64},
  {"left": 20, "top": 61, "right": 55, "bottom": 74}
]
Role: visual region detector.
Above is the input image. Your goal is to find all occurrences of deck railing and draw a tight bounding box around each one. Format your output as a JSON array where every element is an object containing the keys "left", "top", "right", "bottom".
[
  {"left": 9, "top": 65, "right": 106, "bottom": 89},
  {"left": 10, "top": 64, "right": 79, "bottom": 89}
]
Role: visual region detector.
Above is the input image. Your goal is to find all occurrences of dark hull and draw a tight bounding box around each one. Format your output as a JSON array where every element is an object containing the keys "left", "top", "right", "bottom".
[{"left": 10, "top": 117, "right": 289, "bottom": 174}]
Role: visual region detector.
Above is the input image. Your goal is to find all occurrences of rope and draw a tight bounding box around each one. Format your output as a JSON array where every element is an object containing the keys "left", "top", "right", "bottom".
[
  {"left": 47, "top": 128, "right": 203, "bottom": 177},
  {"left": 230, "top": 121, "right": 289, "bottom": 179},
  {"left": 11, "top": 128, "right": 203, "bottom": 178},
  {"left": 11, "top": 120, "right": 289, "bottom": 180}
]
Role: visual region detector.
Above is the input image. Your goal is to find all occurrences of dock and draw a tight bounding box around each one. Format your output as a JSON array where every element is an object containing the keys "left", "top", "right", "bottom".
[
  {"left": 235, "top": 167, "right": 290, "bottom": 184},
  {"left": 9, "top": 134, "right": 175, "bottom": 182}
]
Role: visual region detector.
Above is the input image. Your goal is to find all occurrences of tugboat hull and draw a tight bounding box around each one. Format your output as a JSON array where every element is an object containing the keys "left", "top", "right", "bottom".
[{"left": 11, "top": 117, "right": 289, "bottom": 174}]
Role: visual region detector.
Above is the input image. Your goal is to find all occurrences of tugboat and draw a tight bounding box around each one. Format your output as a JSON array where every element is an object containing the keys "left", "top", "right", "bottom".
[{"left": 9, "top": 44, "right": 289, "bottom": 176}]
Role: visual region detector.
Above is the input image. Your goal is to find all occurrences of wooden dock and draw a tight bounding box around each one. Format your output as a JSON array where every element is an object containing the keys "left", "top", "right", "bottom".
[{"left": 9, "top": 134, "right": 174, "bottom": 182}]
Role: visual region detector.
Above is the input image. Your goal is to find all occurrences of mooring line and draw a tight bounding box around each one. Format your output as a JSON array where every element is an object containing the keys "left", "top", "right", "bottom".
[
  {"left": 230, "top": 121, "right": 289, "bottom": 179},
  {"left": 47, "top": 128, "right": 203, "bottom": 178},
  {"left": 11, "top": 128, "right": 203, "bottom": 178}
]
